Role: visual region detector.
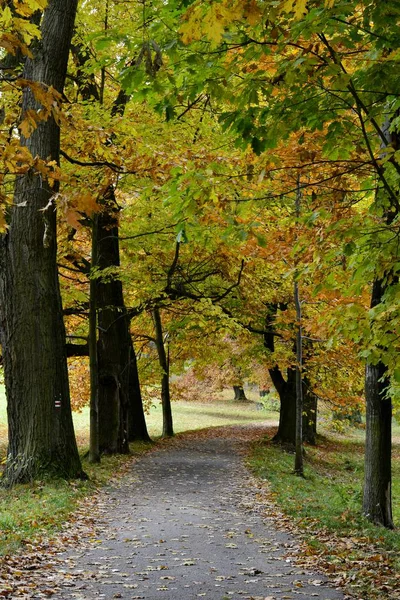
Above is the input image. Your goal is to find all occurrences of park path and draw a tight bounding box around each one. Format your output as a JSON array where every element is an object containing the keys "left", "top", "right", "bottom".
[{"left": 44, "top": 425, "right": 346, "bottom": 600}]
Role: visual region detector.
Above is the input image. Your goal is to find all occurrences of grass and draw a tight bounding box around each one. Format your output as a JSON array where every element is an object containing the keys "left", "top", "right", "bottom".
[
  {"left": 0, "top": 385, "right": 275, "bottom": 556},
  {"left": 248, "top": 425, "right": 400, "bottom": 599},
  {"left": 1, "top": 379, "right": 399, "bottom": 598},
  {"left": 70, "top": 389, "right": 278, "bottom": 450}
]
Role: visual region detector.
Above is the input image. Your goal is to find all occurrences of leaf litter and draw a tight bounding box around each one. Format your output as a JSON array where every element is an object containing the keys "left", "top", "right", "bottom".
[{"left": 0, "top": 424, "right": 395, "bottom": 599}]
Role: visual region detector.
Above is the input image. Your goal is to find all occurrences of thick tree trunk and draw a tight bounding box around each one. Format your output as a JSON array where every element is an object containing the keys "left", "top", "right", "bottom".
[
  {"left": 96, "top": 192, "right": 150, "bottom": 452},
  {"left": 97, "top": 197, "right": 128, "bottom": 454},
  {"left": 127, "top": 337, "right": 151, "bottom": 442},
  {"left": 153, "top": 308, "right": 173, "bottom": 437},
  {"left": 268, "top": 368, "right": 317, "bottom": 446},
  {"left": 264, "top": 307, "right": 317, "bottom": 447},
  {"left": 294, "top": 268, "right": 304, "bottom": 475},
  {"left": 67, "top": 44, "right": 150, "bottom": 448},
  {"left": 270, "top": 367, "right": 296, "bottom": 446},
  {"left": 362, "top": 120, "right": 396, "bottom": 529},
  {"left": 233, "top": 385, "right": 248, "bottom": 401},
  {"left": 362, "top": 279, "right": 393, "bottom": 528},
  {"left": 0, "top": 0, "right": 84, "bottom": 484}
]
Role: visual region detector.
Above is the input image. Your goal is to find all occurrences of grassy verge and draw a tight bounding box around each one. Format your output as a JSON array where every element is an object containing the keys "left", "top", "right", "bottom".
[
  {"left": 249, "top": 427, "right": 400, "bottom": 599},
  {"left": 0, "top": 443, "right": 153, "bottom": 556},
  {"left": 0, "top": 387, "right": 274, "bottom": 556}
]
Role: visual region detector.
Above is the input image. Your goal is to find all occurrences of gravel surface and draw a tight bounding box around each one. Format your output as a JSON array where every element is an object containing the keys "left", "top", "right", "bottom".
[{"left": 51, "top": 427, "right": 345, "bottom": 600}]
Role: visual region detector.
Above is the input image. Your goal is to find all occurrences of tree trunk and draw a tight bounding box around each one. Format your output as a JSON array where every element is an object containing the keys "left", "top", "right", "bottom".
[
  {"left": 270, "top": 367, "right": 297, "bottom": 446},
  {"left": 0, "top": 0, "right": 84, "bottom": 485},
  {"left": 153, "top": 308, "right": 173, "bottom": 437},
  {"left": 68, "top": 42, "right": 150, "bottom": 448},
  {"left": 293, "top": 180, "right": 304, "bottom": 475},
  {"left": 89, "top": 215, "right": 100, "bottom": 463},
  {"left": 96, "top": 191, "right": 150, "bottom": 452},
  {"left": 268, "top": 367, "right": 317, "bottom": 446},
  {"left": 294, "top": 275, "right": 304, "bottom": 475},
  {"left": 97, "top": 195, "right": 129, "bottom": 454},
  {"left": 362, "top": 119, "right": 396, "bottom": 529},
  {"left": 303, "top": 383, "right": 317, "bottom": 445},
  {"left": 233, "top": 385, "right": 248, "bottom": 401},
  {"left": 127, "top": 337, "right": 151, "bottom": 442},
  {"left": 264, "top": 307, "right": 317, "bottom": 447},
  {"left": 362, "top": 279, "right": 393, "bottom": 528}
]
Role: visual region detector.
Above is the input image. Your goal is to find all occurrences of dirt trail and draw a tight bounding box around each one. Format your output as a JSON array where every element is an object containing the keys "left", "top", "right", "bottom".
[{"left": 43, "top": 425, "right": 345, "bottom": 600}]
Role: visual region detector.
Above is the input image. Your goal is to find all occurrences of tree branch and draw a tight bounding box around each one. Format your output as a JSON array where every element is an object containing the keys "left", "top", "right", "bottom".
[{"left": 60, "top": 149, "right": 125, "bottom": 172}]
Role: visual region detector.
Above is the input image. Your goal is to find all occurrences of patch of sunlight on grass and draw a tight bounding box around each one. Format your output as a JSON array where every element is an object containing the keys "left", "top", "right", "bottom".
[
  {"left": 0, "top": 382, "right": 278, "bottom": 459},
  {"left": 144, "top": 398, "right": 278, "bottom": 438}
]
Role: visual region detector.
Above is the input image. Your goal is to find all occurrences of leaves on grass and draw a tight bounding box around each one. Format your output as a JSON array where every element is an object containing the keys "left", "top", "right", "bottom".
[{"left": 0, "top": 425, "right": 398, "bottom": 599}]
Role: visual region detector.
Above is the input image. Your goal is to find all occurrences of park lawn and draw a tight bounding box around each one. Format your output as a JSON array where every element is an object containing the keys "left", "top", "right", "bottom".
[
  {"left": 0, "top": 386, "right": 275, "bottom": 556},
  {"left": 249, "top": 425, "right": 400, "bottom": 600}
]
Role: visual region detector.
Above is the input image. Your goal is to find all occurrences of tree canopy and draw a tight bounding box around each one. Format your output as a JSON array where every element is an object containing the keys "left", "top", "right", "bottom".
[{"left": 0, "top": 0, "right": 398, "bottom": 526}]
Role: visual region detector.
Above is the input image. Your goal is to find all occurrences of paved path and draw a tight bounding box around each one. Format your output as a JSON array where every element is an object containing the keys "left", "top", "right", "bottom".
[{"left": 52, "top": 428, "right": 345, "bottom": 600}]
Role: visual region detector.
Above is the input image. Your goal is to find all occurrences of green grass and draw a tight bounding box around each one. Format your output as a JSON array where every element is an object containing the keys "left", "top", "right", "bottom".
[
  {"left": 0, "top": 385, "right": 274, "bottom": 556},
  {"left": 0, "top": 448, "right": 150, "bottom": 556},
  {"left": 70, "top": 393, "right": 277, "bottom": 450},
  {"left": 2, "top": 377, "right": 399, "bottom": 598},
  {"left": 248, "top": 426, "right": 400, "bottom": 599}
]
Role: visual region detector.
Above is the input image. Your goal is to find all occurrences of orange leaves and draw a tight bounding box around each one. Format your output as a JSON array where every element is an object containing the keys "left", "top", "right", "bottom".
[
  {"left": 178, "top": 0, "right": 333, "bottom": 48},
  {"left": 58, "top": 191, "right": 100, "bottom": 230},
  {"left": 2, "top": 140, "right": 33, "bottom": 174},
  {"left": 19, "top": 109, "right": 40, "bottom": 138},
  {"left": 18, "top": 81, "right": 63, "bottom": 138},
  {"left": 281, "top": 0, "right": 334, "bottom": 22},
  {"left": 244, "top": 0, "right": 262, "bottom": 26},
  {"left": 12, "top": 0, "right": 48, "bottom": 18},
  {"left": 0, "top": 201, "right": 7, "bottom": 232},
  {"left": 68, "top": 357, "right": 89, "bottom": 412}
]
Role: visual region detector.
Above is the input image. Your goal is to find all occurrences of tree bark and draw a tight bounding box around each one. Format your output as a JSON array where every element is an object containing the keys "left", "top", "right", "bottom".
[
  {"left": 89, "top": 215, "right": 100, "bottom": 463},
  {"left": 233, "top": 385, "right": 248, "bottom": 401},
  {"left": 294, "top": 277, "right": 304, "bottom": 475},
  {"left": 303, "top": 382, "right": 317, "bottom": 445},
  {"left": 153, "top": 307, "right": 173, "bottom": 437},
  {"left": 270, "top": 367, "right": 297, "bottom": 446},
  {"left": 269, "top": 370, "right": 317, "bottom": 446},
  {"left": 362, "top": 279, "right": 393, "bottom": 528},
  {"left": 127, "top": 336, "right": 151, "bottom": 442},
  {"left": 264, "top": 309, "right": 316, "bottom": 447},
  {"left": 97, "top": 195, "right": 129, "bottom": 454},
  {"left": 67, "top": 42, "right": 150, "bottom": 448},
  {"left": 0, "top": 0, "right": 84, "bottom": 484},
  {"left": 362, "top": 117, "right": 396, "bottom": 529}
]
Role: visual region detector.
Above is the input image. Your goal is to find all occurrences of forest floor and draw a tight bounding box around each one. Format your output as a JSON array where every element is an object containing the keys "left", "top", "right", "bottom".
[{"left": 0, "top": 425, "right": 348, "bottom": 600}]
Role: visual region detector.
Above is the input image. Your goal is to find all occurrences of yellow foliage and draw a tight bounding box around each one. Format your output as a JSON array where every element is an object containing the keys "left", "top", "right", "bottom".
[
  {"left": 180, "top": 0, "right": 261, "bottom": 46},
  {"left": 19, "top": 109, "right": 40, "bottom": 138},
  {"left": 68, "top": 357, "right": 89, "bottom": 412},
  {"left": 281, "top": 0, "right": 308, "bottom": 20},
  {"left": 244, "top": 0, "right": 262, "bottom": 26},
  {"left": 0, "top": 1, "right": 48, "bottom": 56},
  {"left": 60, "top": 191, "right": 100, "bottom": 229},
  {"left": 12, "top": 0, "right": 48, "bottom": 18},
  {"left": 0, "top": 210, "right": 6, "bottom": 232},
  {"left": 2, "top": 140, "right": 33, "bottom": 174}
]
